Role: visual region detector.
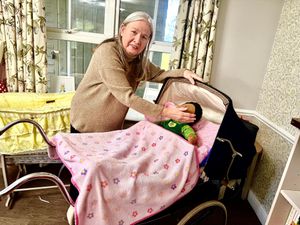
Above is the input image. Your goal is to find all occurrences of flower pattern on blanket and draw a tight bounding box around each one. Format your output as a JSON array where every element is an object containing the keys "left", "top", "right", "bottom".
[{"left": 50, "top": 120, "right": 217, "bottom": 225}]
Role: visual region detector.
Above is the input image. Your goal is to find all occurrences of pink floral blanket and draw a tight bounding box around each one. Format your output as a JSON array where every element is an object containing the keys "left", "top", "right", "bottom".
[{"left": 50, "top": 120, "right": 219, "bottom": 225}]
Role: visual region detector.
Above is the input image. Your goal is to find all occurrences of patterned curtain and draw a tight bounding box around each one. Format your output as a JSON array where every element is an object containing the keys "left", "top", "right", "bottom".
[
  {"left": 169, "top": 0, "right": 220, "bottom": 83},
  {"left": 0, "top": 0, "right": 47, "bottom": 93}
]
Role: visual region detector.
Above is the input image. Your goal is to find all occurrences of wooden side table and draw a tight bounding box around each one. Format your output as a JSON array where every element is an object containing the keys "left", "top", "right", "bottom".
[{"left": 241, "top": 142, "right": 263, "bottom": 200}]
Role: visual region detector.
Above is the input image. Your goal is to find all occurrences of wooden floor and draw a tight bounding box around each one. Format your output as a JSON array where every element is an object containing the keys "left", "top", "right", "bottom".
[{"left": 0, "top": 164, "right": 262, "bottom": 225}]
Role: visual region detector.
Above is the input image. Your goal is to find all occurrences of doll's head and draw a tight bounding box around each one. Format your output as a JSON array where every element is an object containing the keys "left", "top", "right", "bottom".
[{"left": 179, "top": 102, "right": 202, "bottom": 124}]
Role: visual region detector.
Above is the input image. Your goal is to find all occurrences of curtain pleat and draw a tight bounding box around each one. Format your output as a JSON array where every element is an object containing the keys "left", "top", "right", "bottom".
[
  {"left": 170, "top": 0, "right": 220, "bottom": 83},
  {"left": 0, "top": 0, "right": 47, "bottom": 93}
]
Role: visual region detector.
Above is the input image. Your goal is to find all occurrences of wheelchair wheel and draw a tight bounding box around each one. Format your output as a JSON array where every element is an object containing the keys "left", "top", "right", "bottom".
[{"left": 177, "top": 200, "right": 227, "bottom": 225}]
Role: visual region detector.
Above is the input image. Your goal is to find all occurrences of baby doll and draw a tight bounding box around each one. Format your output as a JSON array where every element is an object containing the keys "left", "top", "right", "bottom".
[{"left": 159, "top": 102, "right": 203, "bottom": 145}]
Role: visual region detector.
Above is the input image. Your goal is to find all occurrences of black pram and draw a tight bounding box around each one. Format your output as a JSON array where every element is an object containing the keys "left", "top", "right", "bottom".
[{"left": 0, "top": 78, "right": 258, "bottom": 225}]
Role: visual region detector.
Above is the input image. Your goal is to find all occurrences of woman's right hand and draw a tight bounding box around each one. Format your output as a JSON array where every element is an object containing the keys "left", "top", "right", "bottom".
[{"left": 161, "top": 106, "right": 196, "bottom": 124}]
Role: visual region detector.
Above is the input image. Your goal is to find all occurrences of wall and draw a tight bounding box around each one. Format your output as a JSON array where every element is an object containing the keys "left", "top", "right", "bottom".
[
  {"left": 211, "top": 0, "right": 300, "bottom": 224},
  {"left": 211, "top": 0, "right": 284, "bottom": 109},
  {"left": 253, "top": 0, "right": 300, "bottom": 219},
  {"left": 256, "top": 0, "right": 300, "bottom": 137}
]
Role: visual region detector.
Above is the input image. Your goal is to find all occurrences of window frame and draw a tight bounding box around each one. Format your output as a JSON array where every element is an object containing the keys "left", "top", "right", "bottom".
[
  {"left": 46, "top": 0, "right": 177, "bottom": 92},
  {"left": 46, "top": 0, "right": 173, "bottom": 53}
]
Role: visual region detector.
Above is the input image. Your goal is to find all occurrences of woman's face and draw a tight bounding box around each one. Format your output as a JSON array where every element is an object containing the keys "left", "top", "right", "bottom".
[{"left": 120, "top": 20, "right": 151, "bottom": 58}]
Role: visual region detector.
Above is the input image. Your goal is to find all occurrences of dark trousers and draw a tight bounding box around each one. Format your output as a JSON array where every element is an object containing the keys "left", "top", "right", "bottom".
[{"left": 69, "top": 125, "right": 79, "bottom": 202}]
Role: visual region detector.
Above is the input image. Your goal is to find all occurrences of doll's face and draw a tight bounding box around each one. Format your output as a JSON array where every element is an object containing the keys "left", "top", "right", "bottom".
[{"left": 177, "top": 102, "right": 202, "bottom": 124}]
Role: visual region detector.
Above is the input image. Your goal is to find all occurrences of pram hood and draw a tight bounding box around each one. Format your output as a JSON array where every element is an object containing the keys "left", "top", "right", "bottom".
[{"left": 155, "top": 78, "right": 257, "bottom": 180}]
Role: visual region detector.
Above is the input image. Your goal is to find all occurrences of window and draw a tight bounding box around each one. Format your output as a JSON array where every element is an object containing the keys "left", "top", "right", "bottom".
[{"left": 45, "top": 0, "right": 179, "bottom": 92}]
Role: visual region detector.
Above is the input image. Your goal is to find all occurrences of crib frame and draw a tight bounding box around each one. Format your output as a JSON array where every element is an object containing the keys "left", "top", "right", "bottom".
[
  {"left": 0, "top": 92, "right": 73, "bottom": 208},
  {"left": 0, "top": 120, "right": 67, "bottom": 208}
]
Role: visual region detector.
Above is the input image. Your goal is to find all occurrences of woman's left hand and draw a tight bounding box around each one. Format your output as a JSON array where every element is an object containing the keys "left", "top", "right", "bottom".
[{"left": 183, "top": 70, "right": 203, "bottom": 84}]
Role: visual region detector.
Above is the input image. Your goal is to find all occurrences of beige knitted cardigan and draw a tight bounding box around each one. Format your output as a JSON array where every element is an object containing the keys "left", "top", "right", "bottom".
[{"left": 70, "top": 41, "right": 185, "bottom": 132}]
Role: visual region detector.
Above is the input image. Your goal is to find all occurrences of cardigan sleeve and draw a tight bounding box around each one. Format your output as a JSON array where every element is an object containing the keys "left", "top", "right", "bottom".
[{"left": 96, "top": 46, "right": 164, "bottom": 118}]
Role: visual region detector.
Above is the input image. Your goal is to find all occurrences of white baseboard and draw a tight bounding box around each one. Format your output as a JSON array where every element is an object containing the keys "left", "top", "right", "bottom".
[{"left": 247, "top": 189, "right": 268, "bottom": 225}]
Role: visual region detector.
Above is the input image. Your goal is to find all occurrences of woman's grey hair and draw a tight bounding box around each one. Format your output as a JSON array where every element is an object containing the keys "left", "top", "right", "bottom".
[{"left": 99, "top": 11, "right": 154, "bottom": 81}]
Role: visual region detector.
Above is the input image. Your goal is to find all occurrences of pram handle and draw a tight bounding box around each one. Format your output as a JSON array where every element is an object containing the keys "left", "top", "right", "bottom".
[
  {"left": 216, "top": 137, "right": 243, "bottom": 181},
  {"left": 0, "top": 172, "right": 75, "bottom": 206},
  {"left": 0, "top": 118, "right": 55, "bottom": 148}
]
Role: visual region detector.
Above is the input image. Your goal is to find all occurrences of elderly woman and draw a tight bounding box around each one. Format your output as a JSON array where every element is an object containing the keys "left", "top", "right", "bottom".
[{"left": 70, "top": 11, "right": 202, "bottom": 134}]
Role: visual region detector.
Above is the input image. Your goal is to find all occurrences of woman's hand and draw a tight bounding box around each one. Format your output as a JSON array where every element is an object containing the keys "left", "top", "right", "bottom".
[
  {"left": 161, "top": 105, "right": 196, "bottom": 124},
  {"left": 183, "top": 70, "right": 203, "bottom": 84}
]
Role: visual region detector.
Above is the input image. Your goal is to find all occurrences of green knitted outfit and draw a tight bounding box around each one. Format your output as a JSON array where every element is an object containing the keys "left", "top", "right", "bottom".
[{"left": 160, "top": 119, "right": 197, "bottom": 141}]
